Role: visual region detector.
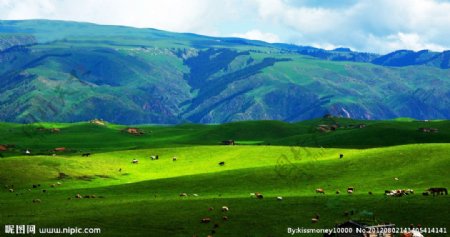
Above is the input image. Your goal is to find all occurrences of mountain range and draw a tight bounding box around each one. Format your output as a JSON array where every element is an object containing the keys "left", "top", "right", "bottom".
[{"left": 0, "top": 20, "right": 449, "bottom": 124}]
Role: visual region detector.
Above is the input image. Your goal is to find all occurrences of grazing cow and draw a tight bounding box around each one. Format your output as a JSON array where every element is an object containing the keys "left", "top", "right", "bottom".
[
  {"left": 42, "top": 189, "right": 47, "bottom": 193},
  {"left": 119, "top": 168, "right": 122, "bottom": 172},
  {"left": 336, "top": 190, "right": 340, "bottom": 194},
  {"left": 132, "top": 159, "right": 139, "bottom": 164},
  {"left": 82, "top": 153, "right": 91, "bottom": 157},
  {"left": 221, "top": 140, "right": 235, "bottom": 145},
  {"left": 427, "top": 188, "right": 448, "bottom": 196},
  {"left": 219, "top": 161, "right": 225, "bottom": 166},
  {"left": 386, "top": 189, "right": 407, "bottom": 197},
  {"left": 179, "top": 193, "right": 188, "bottom": 197},
  {"left": 396, "top": 190, "right": 406, "bottom": 197},
  {"left": 192, "top": 194, "right": 199, "bottom": 197},
  {"left": 277, "top": 196, "right": 283, "bottom": 200},
  {"left": 316, "top": 188, "right": 325, "bottom": 194},
  {"left": 347, "top": 187, "right": 354, "bottom": 193},
  {"left": 172, "top": 157, "right": 177, "bottom": 161},
  {"left": 150, "top": 155, "right": 156, "bottom": 160},
  {"left": 311, "top": 218, "right": 318, "bottom": 223},
  {"left": 75, "top": 194, "right": 82, "bottom": 199},
  {"left": 222, "top": 206, "right": 229, "bottom": 212},
  {"left": 368, "top": 191, "right": 373, "bottom": 195},
  {"left": 201, "top": 218, "right": 211, "bottom": 223},
  {"left": 339, "top": 154, "right": 344, "bottom": 159},
  {"left": 422, "top": 192, "right": 429, "bottom": 196},
  {"left": 32, "top": 199, "right": 41, "bottom": 203},
  {"left": 32, "top": 184, "right": 38, "bottom": 188},
  {"left": 9, "top": 188, "right": 14, "bottom": 193},
  {"left": 347, "top": 189, "right": 353, "bottom": 194},
  {"left": 255, "top": 192, "right": 264, "bottom": 199},
  {"left": 222, "top": 216, "right": 228, "bottom": 221},
  {"left": 400, "top": 230, "right": 424, "bottom": 237},
  {"left": 213, "top": 223, "right": 219, "bottom": 228}
]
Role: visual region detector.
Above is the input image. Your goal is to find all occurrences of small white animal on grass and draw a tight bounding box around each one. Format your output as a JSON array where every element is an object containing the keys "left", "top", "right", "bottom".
[
  {"left": 132, "top": 159, "right": 139, "bottom": 164},
  {"left": 200, "top": 218, "right": 211, "bottom": 223},
  {"left": 222, "top": 206, "right": 229, "bottom": 212},
  {"left": 277, "top": 196, "right": 283, "bottom": 200},
  {"left": 192, "top": 193, "right": 199, "bottom": 197}
]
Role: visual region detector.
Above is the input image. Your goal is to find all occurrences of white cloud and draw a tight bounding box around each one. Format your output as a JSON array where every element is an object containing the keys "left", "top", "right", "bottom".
[
  {"left": 310, "top": 43, "right": 340, "bottom": 51},
  {"left": 251, "top": 0, "right": 450, "bottom": 53},
  {"left": 0, "top": 0, "right": 449, "bottom": 53},
  {"left": 366, "top": 33, "right": 448, "bottom": 53},
  {"left": 0, "top": 0, "right": 234, "bottom": 35},
  {"left": 232, "top": 29, "right": 280, "bottom": 43}
]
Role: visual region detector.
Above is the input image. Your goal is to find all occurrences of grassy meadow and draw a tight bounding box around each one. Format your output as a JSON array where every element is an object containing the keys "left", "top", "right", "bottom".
[{"left": 0, "top": 119, "right": 449, "bottom": 236}]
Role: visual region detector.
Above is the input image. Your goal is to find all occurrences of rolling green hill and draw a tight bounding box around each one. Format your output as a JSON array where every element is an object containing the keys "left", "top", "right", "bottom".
[
  {"left": 0, "top": 119, "right": 449, "bottom": 236},
  {"left": 1, "top": 20, "right": 449, "bottom": 124},
  {"left": 0, "top": 119, "right": 449, "bottom": 155}
]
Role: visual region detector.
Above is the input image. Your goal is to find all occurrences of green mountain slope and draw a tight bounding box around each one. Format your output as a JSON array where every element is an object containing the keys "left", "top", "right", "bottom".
[{"left": 1, "top": 20, "right": 449, "bottom": 124}]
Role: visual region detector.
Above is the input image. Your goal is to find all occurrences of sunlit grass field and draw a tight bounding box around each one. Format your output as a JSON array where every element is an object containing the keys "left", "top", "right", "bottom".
[{"left": 0, "top": 120, "right": 449, "bottom": 236}]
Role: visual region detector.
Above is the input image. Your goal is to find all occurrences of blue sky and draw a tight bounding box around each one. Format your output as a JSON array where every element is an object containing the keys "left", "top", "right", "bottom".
[{"left": 1, "top": 0, "right": 449, "bottom": 53}]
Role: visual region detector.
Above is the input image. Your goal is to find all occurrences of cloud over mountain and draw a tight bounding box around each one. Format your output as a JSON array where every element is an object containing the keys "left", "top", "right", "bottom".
[{"left": 0, "top": 0, "right": 449, "bottom": 53}]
